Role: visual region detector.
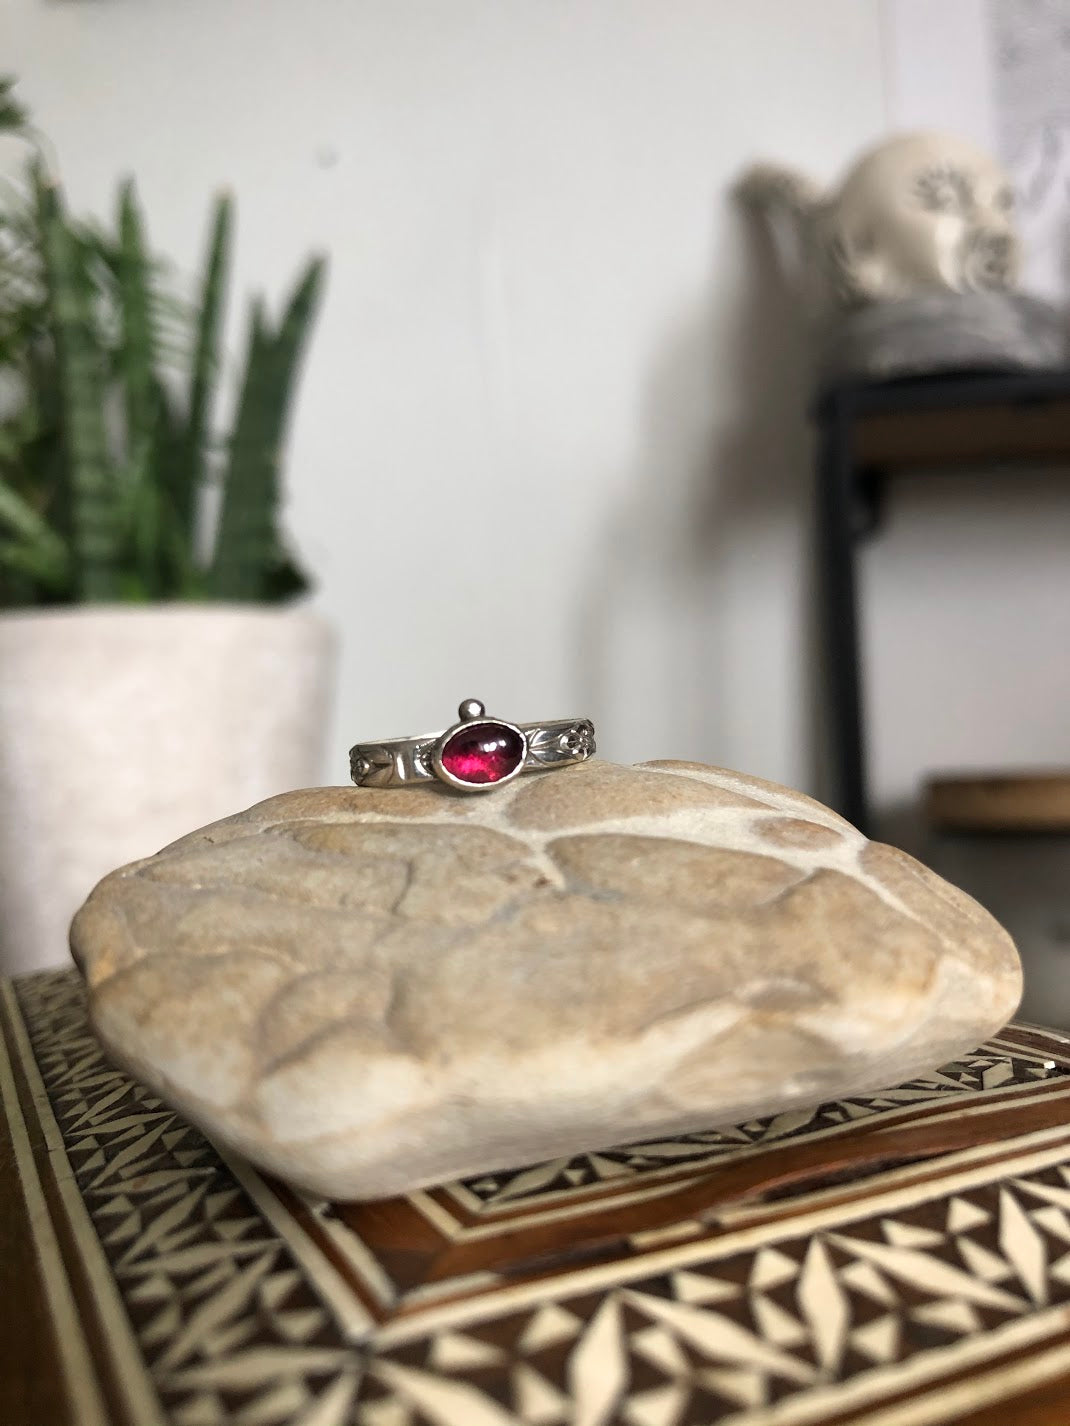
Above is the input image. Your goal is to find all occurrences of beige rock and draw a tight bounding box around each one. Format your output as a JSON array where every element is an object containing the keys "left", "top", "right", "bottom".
[{"left": 71, "top": 759, "right": 1022, "bottom": 1200}]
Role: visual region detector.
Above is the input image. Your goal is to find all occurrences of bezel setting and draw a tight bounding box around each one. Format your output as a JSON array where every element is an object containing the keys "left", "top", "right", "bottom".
[{"left": 432, "top": 716, "right": 528, "bottom": 791}]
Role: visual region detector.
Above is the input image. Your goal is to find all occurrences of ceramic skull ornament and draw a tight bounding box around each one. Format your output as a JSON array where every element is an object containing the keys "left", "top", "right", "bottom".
[
  {"left": 829, "top": 133, "right": 1019, "bottom": 301},
  {"left": 740, "top": 132, "right": 1021, "bottom": 309}
]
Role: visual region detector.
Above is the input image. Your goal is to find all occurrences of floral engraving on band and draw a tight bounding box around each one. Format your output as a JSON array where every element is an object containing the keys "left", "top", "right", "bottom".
[
  {"left": 527, "top": 719, "right": 596, "bottom": 765},
  {"left": 349, "top": 745, "right": 395, "bottom": 786}
]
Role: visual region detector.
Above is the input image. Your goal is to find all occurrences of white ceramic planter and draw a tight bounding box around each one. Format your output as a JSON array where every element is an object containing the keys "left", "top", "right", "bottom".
[{"left": 0, "top": 604, "right": 335, "bottom": 975}]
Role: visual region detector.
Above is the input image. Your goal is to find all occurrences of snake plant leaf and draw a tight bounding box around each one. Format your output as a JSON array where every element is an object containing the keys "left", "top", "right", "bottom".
[
  {"left": 2, "top": 347, "right": 67, "bottom": 552},
  {"left": 122, "top": 436, "right": 163, "bottom": 599},
  {"left": 0, "top": 476, "right": 69, "bottom": 595},
  {"left": 33, "top": 164, "right": 122, "bottom": 601},
  {"left": 0, "top": 77, "right": 29, "bottom": 137},
  {"left": 162, "top": 490, "right": 207, "bottom": 600},
  {"left": 150, "top": 377, "right": 195, "bottom": 594},
  {"left": 180, "top": 193, "right": 231, "bottom": 539},
  {"left": 208, "top": 256, "right": 324, "bottom": 600},
  {"left": 0, "top": 475, "right": 67, "bottom": 570},
  {"left": 260, "top": 545, "right": 309, "bottom": 601},
  {"left": 0, "top": 536, "right": 69, "bottom": 591},
  {"left": 206, "top": 298, "right": 272, "bottom": 600},
  {"left": 115, "top": 179, "right": 158, "bottom": 469}
]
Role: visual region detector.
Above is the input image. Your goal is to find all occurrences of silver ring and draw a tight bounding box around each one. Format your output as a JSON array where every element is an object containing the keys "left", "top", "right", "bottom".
[{"left": 349, "top": 698, "right": 596, "bottom": 793}]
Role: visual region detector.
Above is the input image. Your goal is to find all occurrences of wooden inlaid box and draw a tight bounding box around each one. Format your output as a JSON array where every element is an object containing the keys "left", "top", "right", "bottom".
[{"left": 5, "top": 969, "right": 1070, "bottom": 1425}]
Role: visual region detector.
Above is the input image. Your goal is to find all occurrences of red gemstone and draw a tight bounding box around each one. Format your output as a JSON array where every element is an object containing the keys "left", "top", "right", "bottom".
[{"left": 440, "top": 722, "right": 525, "bottom": 785}]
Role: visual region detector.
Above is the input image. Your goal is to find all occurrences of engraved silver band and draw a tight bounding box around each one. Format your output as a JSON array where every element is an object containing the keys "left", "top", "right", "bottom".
[{"left": 349, "top": 698, "right": 596, "bottom": 793}]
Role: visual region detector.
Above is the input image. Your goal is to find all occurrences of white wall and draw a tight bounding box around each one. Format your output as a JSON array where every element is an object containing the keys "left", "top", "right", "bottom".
[
  {"left": 881, "top": 0, "right": 996, "bottom": 151},
  {"left": 6, "top": 0, "right": 889, "bottom": 800}
]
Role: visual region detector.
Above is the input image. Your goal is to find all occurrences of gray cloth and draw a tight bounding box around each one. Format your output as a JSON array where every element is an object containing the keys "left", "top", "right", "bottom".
[{"left": 819, "top": 292, "right": 1069, "bottom": 386}]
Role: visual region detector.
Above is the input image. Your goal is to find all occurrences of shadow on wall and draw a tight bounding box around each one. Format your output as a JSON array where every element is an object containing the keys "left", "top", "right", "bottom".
[{"left": 576, "top": 201, "right": 827, "bottom": 793}]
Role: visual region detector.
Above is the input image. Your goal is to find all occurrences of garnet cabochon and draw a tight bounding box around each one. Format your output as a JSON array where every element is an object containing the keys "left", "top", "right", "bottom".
[{"left": 439, "top": 722, "right": 526, "bottom": 785}]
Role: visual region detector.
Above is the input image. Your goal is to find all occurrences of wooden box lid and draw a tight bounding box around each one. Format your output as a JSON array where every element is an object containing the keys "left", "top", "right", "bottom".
[{"left": 5, "top": 969, "right": 1070, "bottom": 1426}]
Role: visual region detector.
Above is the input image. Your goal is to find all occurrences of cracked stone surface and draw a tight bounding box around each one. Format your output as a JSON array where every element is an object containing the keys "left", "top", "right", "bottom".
[{"left": 71, "top": 759, "right": 1022, "bottom": 1200}]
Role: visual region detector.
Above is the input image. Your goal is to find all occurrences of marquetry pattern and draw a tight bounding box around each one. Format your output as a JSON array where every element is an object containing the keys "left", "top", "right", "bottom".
[
  {"left": 13, "top": 971, "right": 363, "bottom": 1426},
  {"left": 297, "top": 1029, "right": 1070, "bottom": 1337},
  {"left": 451, "top": 1045, "right": 1063, "bottom": 1210},
  {"left": 9, "top": 969, "right": 1070, "bottom": 1425},
  {"left": 355, "top": 1158, "right": 1070, "bottom": 1425}
]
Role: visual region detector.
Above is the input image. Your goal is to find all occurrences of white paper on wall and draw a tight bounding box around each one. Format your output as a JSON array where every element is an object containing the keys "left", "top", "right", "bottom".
[{"left": 990, "top": 0, "right": 1070, "bottom": 299}]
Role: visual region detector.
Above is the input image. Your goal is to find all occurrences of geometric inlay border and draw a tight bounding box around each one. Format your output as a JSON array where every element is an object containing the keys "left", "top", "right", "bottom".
[
  {"left": 8, "top": 968, "right": 1070, "bottom": 1425},
  {"left": 8, "top": 970, "right": 365, "bottom": 1426}
]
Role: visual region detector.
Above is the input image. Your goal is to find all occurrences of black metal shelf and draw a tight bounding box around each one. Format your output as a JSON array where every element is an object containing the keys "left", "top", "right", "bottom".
[{"left": 813, "top": 368, "right": 1070, "bottom": 836}]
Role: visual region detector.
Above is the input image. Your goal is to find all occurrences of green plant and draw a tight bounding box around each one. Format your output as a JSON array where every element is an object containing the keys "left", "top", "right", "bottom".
[{"left": 0, "top": 80, "right": 325, "bottom": 607}]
